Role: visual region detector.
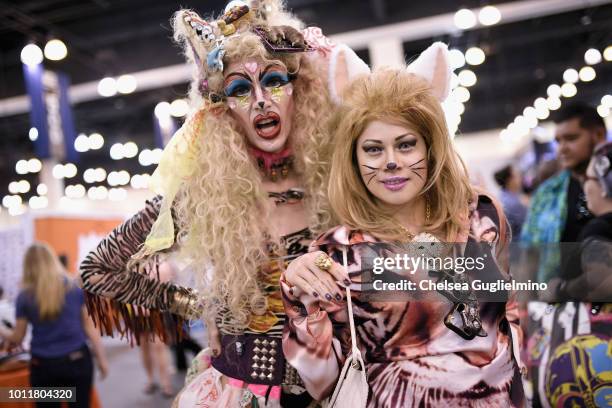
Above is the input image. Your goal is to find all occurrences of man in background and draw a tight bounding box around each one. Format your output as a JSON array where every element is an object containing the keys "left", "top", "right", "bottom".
[{"left": 521, "top": 103, "right": 607, "bottom": 281}]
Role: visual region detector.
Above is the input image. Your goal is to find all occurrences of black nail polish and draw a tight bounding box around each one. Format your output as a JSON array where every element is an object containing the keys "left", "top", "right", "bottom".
[
  {"left": 335, "top": 294, "right": 342, "bottom": 301},
  {"left": 344, "top": 279, "right": 351, "bottom": 285},
  {"left": 325, "top": 293, "right": 333, "bottom": 301},
  {"left": 312, "top": 292, "right": 319, "bottom": 297}
]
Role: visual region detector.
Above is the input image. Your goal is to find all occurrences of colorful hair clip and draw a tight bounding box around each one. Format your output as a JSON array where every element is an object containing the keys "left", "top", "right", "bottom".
[{"left": 207, "top": 45, "right": 225, "bottom": 72}]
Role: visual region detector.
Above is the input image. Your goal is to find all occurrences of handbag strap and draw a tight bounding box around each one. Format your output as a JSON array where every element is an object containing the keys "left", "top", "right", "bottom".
[{"left": 342, "top": 247, "right": 359, "bottom": 356}]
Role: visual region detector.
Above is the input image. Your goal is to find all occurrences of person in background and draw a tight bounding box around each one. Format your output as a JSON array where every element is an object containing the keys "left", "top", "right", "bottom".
[
  {"left": 0, "top": 243, "right": 109, "bottom": 408},
  {"left": 520, "top": 103, "right": 607, "bottom": 281},
  {"left": 494, "top": 164, "right": 527, "bottom": 240},
  {"left": 528, "top": 141, "right": 612, "bottom": 407}
]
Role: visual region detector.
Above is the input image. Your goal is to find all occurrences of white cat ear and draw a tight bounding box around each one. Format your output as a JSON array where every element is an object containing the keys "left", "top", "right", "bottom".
[
  {"left": 328, "top": 44, "right": 371, "bottom": 104},
  {"left": 406, "top": 42, "right": 451, "bottom": 101}
]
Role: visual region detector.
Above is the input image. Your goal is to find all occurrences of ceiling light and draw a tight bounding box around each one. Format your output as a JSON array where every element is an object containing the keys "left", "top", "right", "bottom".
[
  {"left": 154, "top": 102, "right": 171, "bottom": 119},
  {"left": 52, "top": 164, "right": 65, "bottom": 179},
  {"left": 452, "top": 86, "right": 470, "bottom": 103},
  {"left": 36, "top": 184, "right": 48, "bottom": 195},
  {"left": 27, "top": 158, "right": 42, "bottom": 173},
  {"left": 601, "top": 95, "right": 612, "bottom": 109},
  {"left": 110, "top": 143, "right": 124, "bottom": 160},
  {"left": 74, "top": 133, "right": 90, "bottom": 152},
  {"left": 117, "top": 74, "right": 137, "bottom": 94},
  {"left": 561, "top": 83, "right": 577, "bottom": 98},
  {"left": 44, "top": 39, "right": 68, "bottom": 61},
  {"left": 562, "top": 68, "right": 579, "bottom": 84},
  {"left": 546, "top": 84, "right": 561, "bottom": 98},
  {"left": 578, "top": 66, "right": 596, "bottom": 82},
  {"left": 98, "top": 77, "right": 117, "bottom": 97},
  {"left": 21, "top": 44, "right": 43, "bottom": 66},
  {"left": 604, "top": 45, "right": 612, "bottom": 61},
  {"left": 448, "top": 49, "right": 465, "bottom": 70},
  {"left": 123, "top": 142, "right": 138, "bottom": 158},
  {"left": 454, "top": 9, "right": 476, "bottom": 30},
  {"left": 546, "top": 96, "right": 561, "bottom": 110},
  {"left": 15, "top": 160, "right": 29, "bottom": 175},
  {"left": 458, "top": 69, "right": 477, "bottom": 87},
  {"left": 478, "top": 6, "right": 501, "bottom": 26},
  {"left": 465, "top": 47, "right": 485, "bottom": 65},
  {"left": 597, "top": 104, "right": 610, "bottom": 118},
  {"left": 88, "top": 133, "right": 104, "bottom": 150},
  {"left": 584, "top": 48, "right": 602, "bottom": 65},
  {"left": 29, "top": 127, "right": 39, "bottom": 141},
  {"left": 63, "top": 163, "right": 77, "bottom": 178},
  {"left": 170, "top": 99, "right": 189, "bottom": 117}
]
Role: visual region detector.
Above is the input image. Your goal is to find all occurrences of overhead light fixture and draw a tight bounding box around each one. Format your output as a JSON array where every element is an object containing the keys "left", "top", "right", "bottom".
[
  {"left": 561, "top": 83, "right": 577, "bottom": 98},
  {"left": 546, "top": 84, "right": 561, "bottom": 98},
  {"left": 154, "top": 101, "right": 171, "bottom": 119},
  {"left": 562, "top": 68, "right": 579, "bottom": 84},
  {"left": 465, "top": 47, "right": 485, "bottom": 66},
  {"left": 458, "top": 69, "right": 477, "bottom": 87},
  {"left": 584, "top": 48, "right": 602, "bottom": 65},
  {"left": 578, "top": 66, "right": 596, "bottom": 82},
  {"left": 454, "top": 8, "right": 476, "bottom": 30},
  {"left": 110, "top": 143, "right": 125, "bottom": 160},
  {"left": 29, "top": 127, "right": 39, "bottom": 141},
  {"left": 601, "top": 95, "right": 612, "bottom": 109},
  {"left": 597, "top": 104, "right": 610, "bottom": 118},
  {"left": 20, "top": 43, "right": 43, "bottom": 66},
  {"left": 74, "top": 133, "right": 90, "bottom": 152},
  {"left": 170, "top": 99, "right": 189, "bottom": 117},
  {"left": 604, "top": 45, "right": 612, "bottom": 61},
  {"left": 478, "top": 6, "right": 501, "bottom": 26},
  {"left": 452, "top": 86, "right": 470, "bottom": 103},
  {"left": 98, "top": 77, "right": 117, "bottom": 97},
  {"left": 44, "top": 39, "right": 68, "bottom": 61},
  {"left": 88, "top": 133, "right": 105, "bottom": 150},
  {"left": 448, "top": 49, "right": 465, "bottom": 70},
  {"left": 117, "top": 75, "right": 137, "bottom": 94},
  {"left": 546, "top": 96, "right": 561, "bottom": 110},
  {"left": 37, "top": 184, "right": 48, "bottom": 195},
  {"left": 123, "top": 142, "right": 138, "bottom": 158}
]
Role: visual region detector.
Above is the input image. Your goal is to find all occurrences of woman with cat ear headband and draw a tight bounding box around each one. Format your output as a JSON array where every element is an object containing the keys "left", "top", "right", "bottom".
[
  {"left": 78, "top": 1, "right": 371, "bottom": 406},
  {"left": 281, "top": 43, "right": 526, "bottom": 407}
]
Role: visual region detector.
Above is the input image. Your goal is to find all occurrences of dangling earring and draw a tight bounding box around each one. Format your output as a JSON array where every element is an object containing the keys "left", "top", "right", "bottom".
[{"left": 425, "top": 198, "right": 431, "bottom": 223}]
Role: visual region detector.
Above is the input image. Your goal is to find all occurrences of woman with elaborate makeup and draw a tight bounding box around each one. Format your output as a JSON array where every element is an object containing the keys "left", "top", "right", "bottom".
[
  {"left": 79, "top": 1, "right": 369, "bottom": 406},
  {"left": 281, "top": 44, "right": 525, "bottom": 406}
]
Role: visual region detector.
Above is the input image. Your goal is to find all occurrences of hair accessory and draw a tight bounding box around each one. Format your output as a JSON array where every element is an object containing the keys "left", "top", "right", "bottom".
[{"left": 207, "top": 44, "right": 226, "bottom": 72}]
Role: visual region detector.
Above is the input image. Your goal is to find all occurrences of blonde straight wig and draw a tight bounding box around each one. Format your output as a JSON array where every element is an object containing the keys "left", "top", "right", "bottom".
[
  {"left": 328, "top": 69, "right": 474, "bottom": 241},
  {"left": 22, "top": 243, "right": 69, "bottom": 321}
]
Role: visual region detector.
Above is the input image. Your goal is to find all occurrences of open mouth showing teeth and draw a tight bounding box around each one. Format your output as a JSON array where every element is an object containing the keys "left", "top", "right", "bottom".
[{"left": 253, "top": 113, "right": 281, "bottom": 139}]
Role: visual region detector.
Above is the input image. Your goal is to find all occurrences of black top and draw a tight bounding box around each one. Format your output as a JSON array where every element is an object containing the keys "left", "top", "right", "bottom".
[
  {"left": 561, "top": 176, "right": 593, "bottom": 242},
  {"left": 578, "top": 212, "right": 612, "bottom": 241}
]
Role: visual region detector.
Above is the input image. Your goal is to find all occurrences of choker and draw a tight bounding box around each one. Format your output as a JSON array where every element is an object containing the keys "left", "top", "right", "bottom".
[{"left": 249, "top": 147, "right": 294, "bottom": 180}]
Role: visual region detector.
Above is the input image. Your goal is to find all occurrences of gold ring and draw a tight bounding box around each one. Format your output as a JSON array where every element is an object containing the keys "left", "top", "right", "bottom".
[{"left": 314, "top": 253, "right": 333, "bottom": 271}]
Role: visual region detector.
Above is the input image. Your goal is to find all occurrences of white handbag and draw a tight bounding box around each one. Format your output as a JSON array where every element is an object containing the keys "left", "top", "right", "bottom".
[{"left": 324, "top": 247, "right": 369, "bottom": 408}]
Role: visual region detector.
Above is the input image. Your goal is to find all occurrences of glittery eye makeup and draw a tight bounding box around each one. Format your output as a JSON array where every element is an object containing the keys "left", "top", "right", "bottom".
[
  {"left": 224, "top": 78, "right": 252, "bottom": 97},
  {"left": 260, "top": 71, "right": 290, "bottom": 89}
]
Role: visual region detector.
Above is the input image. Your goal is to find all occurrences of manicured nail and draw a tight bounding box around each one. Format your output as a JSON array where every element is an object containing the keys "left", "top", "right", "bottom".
[
  {"left": 288, "top": 287, "right": 294, "bottom": 295},
  {"left": 325, "top": 293, "right": 333, "bottom": 301},
  {"left": 312, "top": 292, "right": 319, "bottom": 297},
  {"left": 344, "top": 279, "right": 351, "bottom": 285},
  {"left": 335, "top": 294, "right": 342, "bottom": 301}
]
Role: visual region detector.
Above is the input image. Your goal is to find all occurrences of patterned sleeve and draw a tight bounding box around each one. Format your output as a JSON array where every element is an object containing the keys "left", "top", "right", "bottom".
[
  {"left": 280, "top": 246, "right": 350, "bottom": 401},
  {"left": 473, "top": 194, "right": 525, "bottom": 373},
  {"left": 80, "top": 195, "right": 194, "bottom": 344}
]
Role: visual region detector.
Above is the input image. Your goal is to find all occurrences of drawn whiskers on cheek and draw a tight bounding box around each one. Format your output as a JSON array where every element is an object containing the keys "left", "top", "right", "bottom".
[
  {"left": 362, "top": 164, "right": 380, "bottom": 185},
  {"left": 408, "top": 158, "right": 426, "bottom": 181}
]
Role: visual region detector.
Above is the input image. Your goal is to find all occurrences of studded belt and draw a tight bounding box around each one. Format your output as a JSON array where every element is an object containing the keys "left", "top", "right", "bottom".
[{"left": 210, "top": 333, "right": 304, "bottom": 387}]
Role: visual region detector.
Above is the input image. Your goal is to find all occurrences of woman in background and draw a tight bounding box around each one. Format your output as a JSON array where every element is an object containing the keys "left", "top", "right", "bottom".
[{"left": 0, "top": 243, "right": 108, "bottom": 408}]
